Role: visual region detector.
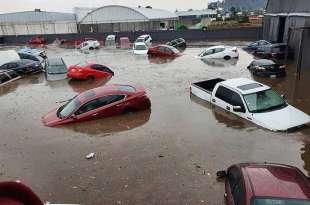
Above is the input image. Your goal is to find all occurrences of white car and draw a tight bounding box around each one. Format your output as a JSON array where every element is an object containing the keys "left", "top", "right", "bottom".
[
  {"left": 133, "top": 42, "right": 148, "bottom": 55},
  {"left": 78, "top": 40, "right": 100, "bottom": 50},
  {"left": 191, "top": 78, "right": 310, "bottom": 132},
  {"left": 135, "top": 35, "right": 152, "bottom": 47},
  {"left": 197, "top": 45, "right": 239, "bottom": 60}
]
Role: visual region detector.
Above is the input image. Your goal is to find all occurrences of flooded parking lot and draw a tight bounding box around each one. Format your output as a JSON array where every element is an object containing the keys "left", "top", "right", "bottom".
[{"left": 0, "top": 45, "right": 309, "bottom": 204}]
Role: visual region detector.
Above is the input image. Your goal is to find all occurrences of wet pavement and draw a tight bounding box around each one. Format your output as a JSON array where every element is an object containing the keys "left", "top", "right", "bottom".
[{"left": 0, "top": 45, "right": 309, "bottom": 205}]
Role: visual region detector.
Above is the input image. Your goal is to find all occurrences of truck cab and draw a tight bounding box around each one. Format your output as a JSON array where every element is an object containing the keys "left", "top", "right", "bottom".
[{"left": 191, "top": 78, "right": 310, "bottom": 131}]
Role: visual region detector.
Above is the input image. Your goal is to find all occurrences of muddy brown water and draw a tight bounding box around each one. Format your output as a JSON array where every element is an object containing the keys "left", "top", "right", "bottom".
[{"left": 0, "top": 45, "right": 309, "bottom": 205}]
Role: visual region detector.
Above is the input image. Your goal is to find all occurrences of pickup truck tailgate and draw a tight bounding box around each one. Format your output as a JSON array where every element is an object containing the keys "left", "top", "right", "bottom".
[{"left": 190, "top": 84, "right": 212, "bottom": 102}]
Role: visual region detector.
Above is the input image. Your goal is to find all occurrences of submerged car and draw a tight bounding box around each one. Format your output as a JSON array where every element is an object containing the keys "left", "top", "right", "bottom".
[
  {"left": 247, "top": 59, "right": 286, "bottom": 78},
  {"left": 78, "top": 40, "right": 100, "bottom": 50},
  {"left": 148, "top": 45, "right": 180, "bottom": 57},
  {"left": 197, "top": 46, "right": 239, "bottom": 60},
  {"left": 19, "top": 47, "right": 46, "bottom": 59},
  {"left": 255, "top": 43, "right": 293, "bottom": 59},
  {"left": 45, "top": 58, "right": 67, "bottom": 81},
  {"left": 133, "top": 42, "right": 148, "bottom": 55},
  {"left": 105, "top": 35, "right": 116, "bottom": 48},
  {"left": 0, "top": 181, "right": 78, "bottom": 205},
  {"left": 118, "top": 37, "right": 131, "bottom": 49},
  {"left": 135, "top": 35, "right": 152, "bottom": 47},
  {"left": 67, "top": 63, "right": 114, "bottom": 80},
  {"left": 245, "top": 40, "right": 271, "bottom": 52},
  {"left": 217, "top": 163, "right": 310, "bottom": 205},
  {"left": 0, "top": 59, "right": 43, "bottom": 74},
  {"left": 42, "top": 85, "right": 151, "bottom": 127},
  {"left": 0, "top": 70, "right": 21, "bottom": 86},
  {"left": 166, "top": 38, "right": 186, "bottom": 49}
]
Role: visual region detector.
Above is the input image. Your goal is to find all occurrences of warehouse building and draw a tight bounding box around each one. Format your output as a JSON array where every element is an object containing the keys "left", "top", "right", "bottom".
[
  {"left": 175, "top": 10, "right": 217, "bottom": 28},
  {"left": 0, "top": 9, "right": 77, "bottom": 36},
  {"left": 77, "top": 5, "right": 178, "bottom": 33},
  {"left": 263, "top": 0, "right": 310, "bottom": 71}
]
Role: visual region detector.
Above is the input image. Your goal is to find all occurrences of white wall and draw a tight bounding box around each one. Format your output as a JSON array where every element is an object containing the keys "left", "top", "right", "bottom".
[{"left": 0, "top": 21, "right": 77, "bottom": 36}]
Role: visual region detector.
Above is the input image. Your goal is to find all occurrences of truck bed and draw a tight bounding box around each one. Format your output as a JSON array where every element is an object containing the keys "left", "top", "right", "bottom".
[{"left": 191, "top": 78, "right": 224, "bottom": 102}]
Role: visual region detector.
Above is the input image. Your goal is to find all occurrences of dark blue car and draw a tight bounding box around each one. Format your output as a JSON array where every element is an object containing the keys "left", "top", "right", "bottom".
[
  {"left": 247, "top": 59, "right": 286, "bottom": 78},
  {"left": 0, "top": 59, "right": 43, "bottom": 74},
  {"left": 245, "top": 40, "right": 272, "bottom": 52}
]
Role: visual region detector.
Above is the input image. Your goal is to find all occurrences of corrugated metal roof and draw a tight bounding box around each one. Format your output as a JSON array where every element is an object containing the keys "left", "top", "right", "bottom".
[
  {"left": 266, "top": 0, "right": 310, "bottom": 13},
  {"left": 176, "top": 9, "right": 217, "bottom": 17},
  {"left": 78, "top": 5, "right": 177, "bottom": 24},
  {"left": 0, "top": 11, "right": 76, "bottom": 23}
]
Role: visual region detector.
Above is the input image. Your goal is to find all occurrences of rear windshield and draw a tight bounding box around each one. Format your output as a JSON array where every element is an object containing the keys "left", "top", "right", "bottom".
[
  {"left": 252, "top": 198, "right": 310, "bottom": 205},
  {"left": 118, "top": 85, "right": 136, "bottom": 93}
]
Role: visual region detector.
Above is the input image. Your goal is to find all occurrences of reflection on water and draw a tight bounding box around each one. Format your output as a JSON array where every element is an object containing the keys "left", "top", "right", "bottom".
[
  {"left": 68, "top": 77, "right": 111, "bottom": 93},
  {"left": 200, "top": 58, "right": 238, "bottom": 67},
  {"left": 190, "top": 94, "right": 255, "bottom": 130},
  {"left": 63, "top": 110, "right": 151, "bottom": 136},
  {"left": 148, "top": 56, "right": 176, "bottom": 64}
]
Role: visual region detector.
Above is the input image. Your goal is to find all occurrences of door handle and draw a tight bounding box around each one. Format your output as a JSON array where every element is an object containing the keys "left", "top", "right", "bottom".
[
  {"left": 116, "top": 104, "right": 123, "bottom": 107},
  {"left": 92, "top": 113, "right": 99, "bottom": 117},
  {"left": 212, "top": 99, "right": 216, "bottom": 103},
  {"left": 226, "top": 106, "right": 230, "bottom": 111}
]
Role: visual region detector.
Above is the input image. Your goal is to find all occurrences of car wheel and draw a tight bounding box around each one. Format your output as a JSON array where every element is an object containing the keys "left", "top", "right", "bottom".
[
  {"left": 86, "top": 76, "right": 95, "bottom": 81},
  {"left": 123, "top": 108, "right": 137, "bottom": 115},
  {"left": 224, "top": 56, "right": 231, "bottom": 60}
]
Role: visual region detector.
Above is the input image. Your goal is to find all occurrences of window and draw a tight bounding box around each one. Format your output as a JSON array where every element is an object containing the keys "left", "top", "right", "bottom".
[
  {"left": 0, "top": 73, "right": 10, "bottom": 84},
  {"left": 215, "top": 86, "right": 233, "bottom": 103},
  {"left": 202, "top": 49, "right": 215, "bottom": 56},
  {"left": 243, "top": 89, "right": 287, "bottom": 113},
  {"left": 214, "top": 48, "right": 225, "bottom": 53},
  {"left": 228, "top": 167, "right": 245, "bottom": 205},
  {"left": 92, "top": 64, "right": 112, "bottom": 73},
  {"left": 58, "top": 97, "right": 81, "bottom": 119},
  {"left": 75, "top": 95, "right": 125, "bottom": 115},
  {"left": 0, "top": 64, "right": 8, "bottom": 70},
  {"left": 7, "top": 71, "right": 19, "bottom": 78}
]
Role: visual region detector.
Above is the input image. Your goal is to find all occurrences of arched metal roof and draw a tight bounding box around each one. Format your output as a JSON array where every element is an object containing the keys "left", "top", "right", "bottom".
[{"left": 79, "top": 5, "right": 177, "bottom": 24}]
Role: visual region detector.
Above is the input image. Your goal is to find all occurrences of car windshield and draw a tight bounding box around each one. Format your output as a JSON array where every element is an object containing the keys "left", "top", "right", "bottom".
[
  {"left": 170, "top": 47, "right": 180, "bottom": 53},
  {"left": 135, "top": 38, "right": 144, "bottom": 43},
  {"left": 135, "top": 44, "right": 147, "bottom": 50},
  {"left": 57, "top": 97, "right": 81, "bottom": 119},
  {"left": 252, "top": 198, "right": 310, "bottom": 205},
  {"left": 243, "top": 89, "right": 287, "bottom": 113}
]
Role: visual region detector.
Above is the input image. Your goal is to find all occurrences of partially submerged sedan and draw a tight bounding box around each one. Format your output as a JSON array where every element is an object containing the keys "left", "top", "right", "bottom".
[
  {"left": 247, "top": 59, "right": 286, "bottom": 78},
  {"left": 42, "top": 85, "right": 151, "bottom": 127},
  {"left": 147, "top": 45, "right": 180, "bottom": 57},
  {"left": 197, "top": 46, "right": 239, "bottom": 60},
  {"left": 217, "top": 163, "right": 310, "bottom": 205},
  {"left": 67, "top": 63, "right": 114, "bottom": 80},
  {"left": 0, "top": 59, "right": 43, "bottom": 74}
]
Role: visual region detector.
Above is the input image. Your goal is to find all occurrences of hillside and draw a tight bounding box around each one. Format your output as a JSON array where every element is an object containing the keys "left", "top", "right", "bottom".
[{"left": 223, "top": 0, "right": 268, "bottom": 11}]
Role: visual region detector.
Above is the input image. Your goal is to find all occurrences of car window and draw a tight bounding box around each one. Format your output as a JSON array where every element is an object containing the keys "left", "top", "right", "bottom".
[
  {"left": 0, "top": 64, "right": 8, "bottom": 70},
  {"left": 231, "top": 92, "right": 245, "bottom": 111},
  {"left": 203, "top": 49, "right": 215, "bottom": 56},
  {"left": 0, "top": 73, "right": 10, "bottom": 84},
  {"left": 92, "top": 64, "right": 111, "bottom": 72},
  {"left": 215, "top": 86, "right": 234, "bottom": 104},
  {"left": 8, "top": 63, "right": 17, "bottom": 69},
  {"left": 75, "top": 95, "right": 125, "bottom": 115},
  {"left": 228, "top": 167, "right": 245, "bottom": 205},
  {"left": 158, "top": 47, "right": 166, "bottom": 52},
  {"left": 214, "top": 48, "right": 225, "bottom": 53},
  {"left": 7, "top": 71, "right": 19, "bottom": 78}
]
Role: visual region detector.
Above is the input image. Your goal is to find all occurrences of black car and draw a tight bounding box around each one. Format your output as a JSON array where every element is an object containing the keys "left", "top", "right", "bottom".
[
  {"left": 245, "top": 40, "right": 271, "bottom": 52},
  {"left": 166, "top": 38, "right": 186, "bottom": 49},
  {"left": 0, "top": 59, "right": 43, "bottom": 74},
  {"left": 247, "top": 59, "right": 286, "bottom": 78},
  {"left": 0, "top": 70, "right": 21, "bottom": 86},
  {"left": 254, "top": 43, "right": 294, "bottom": 59}
]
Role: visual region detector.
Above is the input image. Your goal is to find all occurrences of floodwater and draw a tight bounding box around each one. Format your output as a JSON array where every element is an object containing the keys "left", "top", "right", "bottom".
[{"left": 0, "top": 45, "right": 309, "bottom": 205}]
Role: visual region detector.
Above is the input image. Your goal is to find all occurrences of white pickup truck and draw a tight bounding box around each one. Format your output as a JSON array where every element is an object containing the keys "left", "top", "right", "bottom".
[{"left": 190, "top": 78, "right": 310, "bottom": 131}]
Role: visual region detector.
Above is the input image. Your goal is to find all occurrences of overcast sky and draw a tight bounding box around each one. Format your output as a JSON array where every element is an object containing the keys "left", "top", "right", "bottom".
[{"left": 0, "top": 0, "right": 216, "bottom": 13}]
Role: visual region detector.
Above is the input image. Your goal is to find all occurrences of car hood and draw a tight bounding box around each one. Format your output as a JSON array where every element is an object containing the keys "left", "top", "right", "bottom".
[
  {"left": 42, "top": 107, "right": 61, "bottom": 127},
  {"left": 252, "top": 105, "right": 310, "bottom": 131}
]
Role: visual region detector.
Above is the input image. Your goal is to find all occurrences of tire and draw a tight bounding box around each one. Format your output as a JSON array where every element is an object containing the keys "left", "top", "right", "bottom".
[
  {"left": 86, "top": 76, "right": 95, "bottom": 81},
  {"left": 224, "top": 56, "right": 231, "bottom": 60},
  {"left": 123, "top": 108, "right": 137, "bottom": 115}
]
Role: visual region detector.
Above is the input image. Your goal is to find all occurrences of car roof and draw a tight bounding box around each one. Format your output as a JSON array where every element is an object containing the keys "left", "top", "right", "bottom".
[
  {"left": 221, "top": 78, "right": 270, "bottom": 95},
  {"left": 241, "top": 163, "right": 310, "bottom": 200},
  {"left": 76, "top": 85, "right": 136, "bottom": 103},
  {"left": 253, "top": 59, "right": 276, "bottom": 65}
]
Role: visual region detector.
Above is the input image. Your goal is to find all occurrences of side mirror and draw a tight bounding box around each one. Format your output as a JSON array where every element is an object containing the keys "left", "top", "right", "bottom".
[
  {"left": 281, "top": 94, "right": 286, "bottom": 100},
  {"left": 233, "top": 106, "right": 243, "bottom": 112},
  {"left": 216, "top": 170, "right": 227, "bottom": 178},
  {"left": 70, "top": 114, "right": 77, "bottom": 120}
]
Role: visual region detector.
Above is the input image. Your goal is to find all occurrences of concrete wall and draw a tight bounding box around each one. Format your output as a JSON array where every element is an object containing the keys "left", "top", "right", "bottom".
[
  {"left": 0, "top": 22, "right": 77, "bottom": 36},
  {"left": 1, "top": 27, "right": 262, "bottom": 44}
]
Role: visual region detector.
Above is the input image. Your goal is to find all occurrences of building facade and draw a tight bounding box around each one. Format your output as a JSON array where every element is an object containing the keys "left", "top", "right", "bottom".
[
  {"left": 0, "top": 10, "right": 77, "bottom": 36},
  {"left": 77, "top": 5, "right": 178, "bottom": 33},
  {"left": 263, "top": 0, "right": 310, "bottom": 71},
  {"left": 175, "top": 10, "right": 217, "bottom": 28}
]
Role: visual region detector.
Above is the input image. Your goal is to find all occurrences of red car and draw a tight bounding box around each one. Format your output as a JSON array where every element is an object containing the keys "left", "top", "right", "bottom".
[
  {"left": 217, "top": 163, "right": 310, "bottom": 205},
  {"left": 67, "top": 63, "right": 114, "bottom": 80},
  {"left": 147, "top": 45, "right": 180, "bottom": 57},
  {"left": 28, "top": 37, "right": 47, "bottom": 45},
  {"left": 42, "top": 84, "right": 151, "bottom": 127}
]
